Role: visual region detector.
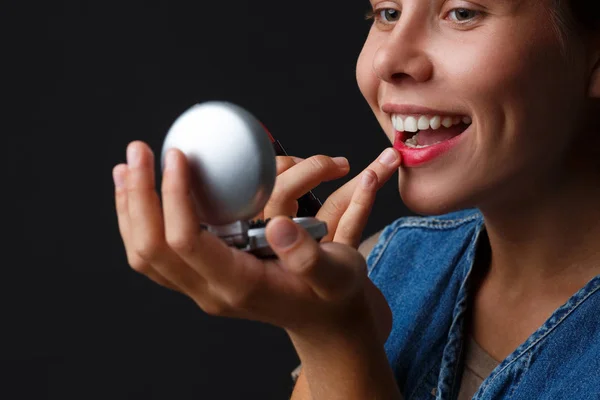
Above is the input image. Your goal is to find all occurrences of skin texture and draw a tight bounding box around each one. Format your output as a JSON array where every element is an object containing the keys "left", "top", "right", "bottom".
[
  {"left": 114, "top": 0, "right": 600, "bottom": 398},
  {"left": 114, "top": 143, "right": 402, "bottom": 399},
  {"left": 356, "top": 0, "right": 600, "bottom": 362},
  {"left": 358, "top": 0, "right": 593, "bottom": 215}
]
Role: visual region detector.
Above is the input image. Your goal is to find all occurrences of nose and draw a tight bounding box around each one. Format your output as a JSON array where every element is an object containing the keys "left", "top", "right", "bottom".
[{"left": 372, "top": 18, "right": 434, "bottom": 84}]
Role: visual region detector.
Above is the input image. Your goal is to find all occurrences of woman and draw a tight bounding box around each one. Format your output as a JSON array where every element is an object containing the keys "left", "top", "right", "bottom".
[{"left": 113, "top": 0, "right": 600, "bottom": 398}]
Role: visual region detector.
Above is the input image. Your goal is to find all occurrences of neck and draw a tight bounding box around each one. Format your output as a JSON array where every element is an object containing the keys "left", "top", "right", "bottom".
[{"left": 478, "top": 160, "right": 600, "bottom": 297}]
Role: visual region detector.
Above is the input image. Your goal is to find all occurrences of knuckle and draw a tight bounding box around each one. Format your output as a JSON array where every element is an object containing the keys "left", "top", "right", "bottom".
[
  {"left": 276, "top": 156, "right": 294, "bottom": 171},
  {"left": 160, "top": 179, "right": 177, "bottom": 194},
  {"left": 134, "top": 238, "right": 165, "bottom": 261},
  {"left": 265, "top": 191, "right": 297, "bottom": 217},
  {"left": 268, "top": 185, "right": 286, "bottom": 205},
  {"left": 222, "top": 288, "right": 250, "bottom": 309},
  {"left": 126, "top": 173, "right": 154, "bottom": 191},
  {"left": 198, "top": 299, "right": 230, "bottom": 317},
  {"left": 166, "top": 234, "right": 195, "bottom": 254},
  {"left": 128, "top": 255, "right": 151, "bottom": 274},
  {"left": 308, "top": 155, "right": 330, "bottom": 173},
  {"left": 336, "top": 222, "right": 354, "bottom": 239},
  {"left": 325, "top": 196, "right": 346, "bottom": 216},
  {"left": 363, "top": 169, "right": 378, "bottom": 183},
  {"left": 295, "top": 250, "right": 321, "bottom": 275},
  {"left": 351, "top": 192, "right": 372, "bottom": 209},
  {"left": 161, "top": 177, "right": 184, "bottom": 196},
  {"left": 221, "top": 281, "right": 259, "bottom": 310},
  {"left": 115, "top": 188, "right": 128, "bottom": 205}
]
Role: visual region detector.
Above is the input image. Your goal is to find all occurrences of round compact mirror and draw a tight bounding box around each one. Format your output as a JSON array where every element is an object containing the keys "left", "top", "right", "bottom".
[{"left": 161, "top": 101, "right": 277, "bottom": 226}]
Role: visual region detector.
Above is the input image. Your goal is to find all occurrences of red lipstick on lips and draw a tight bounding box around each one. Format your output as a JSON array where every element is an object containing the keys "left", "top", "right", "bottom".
[
  {"left": 394, "top": 129, "right": 465, "bottom": 167},
  {"left": 382, "top": 104, "right": 469, "bottom": 167}
]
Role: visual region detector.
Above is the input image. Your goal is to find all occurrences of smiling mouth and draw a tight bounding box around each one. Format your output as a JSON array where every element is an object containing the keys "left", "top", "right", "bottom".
[{"left": 393, "top": 114, "right": 472, "bottom": 148}]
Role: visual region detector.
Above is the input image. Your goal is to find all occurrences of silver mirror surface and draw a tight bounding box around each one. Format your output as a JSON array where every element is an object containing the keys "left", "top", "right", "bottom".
[{"left": 161, "top": 102, "right": 277, "bottom": 226}]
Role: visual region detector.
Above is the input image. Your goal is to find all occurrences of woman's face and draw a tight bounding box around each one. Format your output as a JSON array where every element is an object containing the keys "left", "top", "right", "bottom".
[{"left": 357, "top": 0, "right": 591, "bottom": 215}]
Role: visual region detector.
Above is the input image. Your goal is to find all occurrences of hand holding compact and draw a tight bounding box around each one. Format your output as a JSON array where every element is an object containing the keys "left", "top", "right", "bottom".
[
  {"left": 112, "top": 102, "right": 401, "bottom": 339},
  {"left": 160, "top": 102, "right": 327, "bottom": 257},
  {"left": 260, "top": 147, "right": 403, "bottom": 249}
]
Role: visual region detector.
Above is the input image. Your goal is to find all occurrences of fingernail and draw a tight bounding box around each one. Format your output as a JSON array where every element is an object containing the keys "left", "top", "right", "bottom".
[
  {"left": 164, "top": 150, "right": 177, "bottom": 171},
  {"left": 379, "top": 148, "right": 398, "bottom": 166},
  {"left": 361, "top": 171, "right": 376, "bottom": 188},
  {"left": 113, "top": 167, "right": 126, "bottom": 188},
  {"left": 127, "top": 144, "right": 141, "bottom": 168},
  {"left": 333, "top": 157, "right": 349, "bottom": 168},
  {"left": 270, "top": 218, "right": 299, "bottom": 249}
]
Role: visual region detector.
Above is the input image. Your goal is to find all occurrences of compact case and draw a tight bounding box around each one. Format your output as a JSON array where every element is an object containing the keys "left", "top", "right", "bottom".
[{"left": 161, "top": 101, "right": 328, "bottom": 258}]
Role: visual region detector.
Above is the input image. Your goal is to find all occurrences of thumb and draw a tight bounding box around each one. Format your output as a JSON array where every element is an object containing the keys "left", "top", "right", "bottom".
[{"left": 265, "top": 216, "right": 366, "bottom": 302}]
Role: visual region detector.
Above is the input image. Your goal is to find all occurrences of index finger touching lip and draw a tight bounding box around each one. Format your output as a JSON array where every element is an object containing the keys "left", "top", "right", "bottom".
[
  {"left": 348, "top": 147, "right": 400, "bottom": 191},
  {"left": 316, "top": 148, "right": 401, "bottom": 240}
]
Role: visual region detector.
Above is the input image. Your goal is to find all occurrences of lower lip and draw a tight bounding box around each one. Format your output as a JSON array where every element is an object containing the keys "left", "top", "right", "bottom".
[{"left": 393, "top": 128, "right": 467, "bottom": 167}]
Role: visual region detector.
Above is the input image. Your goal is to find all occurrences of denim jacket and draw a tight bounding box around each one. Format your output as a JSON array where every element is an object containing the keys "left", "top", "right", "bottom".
[{"left": 366, "top": 209, "right": 600, "bottom": 400}]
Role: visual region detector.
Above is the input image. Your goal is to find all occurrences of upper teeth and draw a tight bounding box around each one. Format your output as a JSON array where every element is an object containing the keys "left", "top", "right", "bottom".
[{"left": 392, "top": 114, "right": 472, "bottom": 133}]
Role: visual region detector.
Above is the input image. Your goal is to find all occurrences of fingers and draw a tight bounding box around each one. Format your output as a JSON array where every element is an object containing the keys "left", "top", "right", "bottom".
[
  {"left": 117, "top": 142, "right": 271, "bottom": 315},
  {"left": 160, "top": 148, "right": 245, "bottom": 287},
  {"left": 317, "top": 148, "right": 401, "bottom": 244},
  {"left": 264, "top": 155, "right": 350, "bottom": 218},
  {"left": 333, "top": 170, "right": 379, "bottom": 248},
  {"left": 266, "top": 216, "right": 366, "bottom": 302},
  {"left": 161, "top": 148, "right": 291, "bottom": 318},
  {"left": 126, "top": 142, "right": 164, "bottom": 258},
  {"left": 114, "top": 164, "right": 146, "bottom": 269},
  {"left": 124, "top": 142, "right": 205, "bottom": 293},
  {"left": 276, "top": 155, "right": 305, "bottom": 175},
  {"left": 113, "top": 160, "right": 181, "bottom": 291},
  {"left": 251, "top": 156, "right": 305, "bottom": 220}
]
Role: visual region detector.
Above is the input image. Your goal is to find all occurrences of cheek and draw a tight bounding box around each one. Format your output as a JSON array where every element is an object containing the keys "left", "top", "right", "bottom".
[
  {"left": 356, "top": 39, "right": 379, "bottom": 109},
  {"left": 441, "top": 21, "right": 570, "bottom": 120},
  {"left": 439, "top": 36, "right": 533, "bottom": 109},
  {"left": 438, "top": 27, "right": 574, "bottom": 155}
]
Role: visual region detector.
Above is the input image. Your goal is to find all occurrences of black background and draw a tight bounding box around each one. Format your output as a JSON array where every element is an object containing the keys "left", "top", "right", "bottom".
[{"left": 3, "top": 1, "right": 411, "bottom": 398}]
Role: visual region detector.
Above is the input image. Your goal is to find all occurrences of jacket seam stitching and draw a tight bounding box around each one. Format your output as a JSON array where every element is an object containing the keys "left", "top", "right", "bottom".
[
  {"left": 367, "top": 223, "right": 403, "bottom": 277},
  {"left": 367, "top": 213, "right": 482, "bottom": 277},
  {"left": 407, "top": 360, "right": 442, "bottom": 400},
  {"left": 476, "top": 282, "right": 600, "bottom": 397},
  {"left": 393, "top": 214, "right": 481, "bottom": 230}
]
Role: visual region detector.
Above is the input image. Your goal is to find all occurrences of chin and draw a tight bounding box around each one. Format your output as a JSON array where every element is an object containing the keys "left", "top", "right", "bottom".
[
  {"left": 401, "top": 195, "right": 467, "bottom": 217},
  {"left": 397, "top": 174, "right": 477, "bottom": 216}
]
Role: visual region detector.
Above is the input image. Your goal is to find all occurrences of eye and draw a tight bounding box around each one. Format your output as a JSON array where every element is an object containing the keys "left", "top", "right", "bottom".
[
  {"left": 365, "top": 8, "right": 401, "bottom": 25},
  {"left": 447, "top": 8, "right": 481, "bottom": 23},
  {"left": 379, "top": 8, "right": 400, "bottom": 23}
]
